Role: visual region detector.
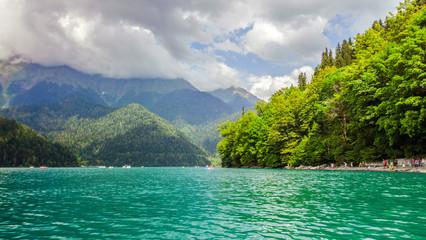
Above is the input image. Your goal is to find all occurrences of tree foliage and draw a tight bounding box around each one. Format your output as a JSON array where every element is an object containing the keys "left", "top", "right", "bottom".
[
  {"left": 50, "top": 103, "right": 210, "bottom": 167},
  {"left": 218, "top": 1, "right": 426, "bottom": 167},
  {"left": 0, "top": 116, "right": 77, "bottom": 167},
  {"left": 1, "top": 98, "right": 210, "bottom": 167}
]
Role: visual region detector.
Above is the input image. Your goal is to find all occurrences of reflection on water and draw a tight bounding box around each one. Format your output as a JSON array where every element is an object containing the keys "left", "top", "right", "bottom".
[{"left": 0, "top": 168, "right": 425, "bottom": 239}]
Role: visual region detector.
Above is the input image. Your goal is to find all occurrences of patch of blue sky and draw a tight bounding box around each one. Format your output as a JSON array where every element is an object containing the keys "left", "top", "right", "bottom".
[
  {"left": 323, "top": 14, "right": 355, "bottom": 49},
  {"left": 213, "top": 24, "right": 254, "bottom": 43},
  {"left": 190, "top": 41, "right": 210, "bottom": 51},
  {"left": 214, "top": 50, "right": 295, "bottom": 77}
]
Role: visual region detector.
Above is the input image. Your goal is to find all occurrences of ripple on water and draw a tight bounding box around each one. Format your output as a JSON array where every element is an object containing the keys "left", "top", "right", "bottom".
[{"left": 0, "top": 168, "right": 425, "bottom": 239}]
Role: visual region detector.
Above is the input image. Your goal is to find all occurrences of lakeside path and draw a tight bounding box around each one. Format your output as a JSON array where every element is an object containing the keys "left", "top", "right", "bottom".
[{"left": 291, "top": 165, "right": 426, "bottom": 173}]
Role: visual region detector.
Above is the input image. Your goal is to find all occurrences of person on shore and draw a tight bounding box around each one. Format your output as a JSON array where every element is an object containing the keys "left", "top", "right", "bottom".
[
  {"left": 415, "top": 159, "right": 419, "bottom": 168},
  {"left": 383, "top": 160, "right": 386, "bottom": 169},
  {"left": 351, "top": 162, "right": 353, "bottom": 167},
  {"left": 344, "top": 162, "right": 347, "bottom": 168}
]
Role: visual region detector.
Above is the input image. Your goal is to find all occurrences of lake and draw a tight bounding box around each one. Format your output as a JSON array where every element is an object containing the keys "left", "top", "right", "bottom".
[{"left": 0, "top": 167, "right": 425, "bottom": 239}]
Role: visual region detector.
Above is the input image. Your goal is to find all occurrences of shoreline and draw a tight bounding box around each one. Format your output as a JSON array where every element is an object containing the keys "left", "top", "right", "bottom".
[
  {"left": 241, "top": 165, "right": 426, "bottom": 173},
  {"left": 292, "top": 165, "right": 426, "bottom": 174}
]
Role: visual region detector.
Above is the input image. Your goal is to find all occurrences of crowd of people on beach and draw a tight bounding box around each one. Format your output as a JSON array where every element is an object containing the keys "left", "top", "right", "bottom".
[
  {"left": 396, "top": 158, "right": 424, "bottom": 169},
  {"left": 330, "top": 158, "right": 425, "bottom": 171}
]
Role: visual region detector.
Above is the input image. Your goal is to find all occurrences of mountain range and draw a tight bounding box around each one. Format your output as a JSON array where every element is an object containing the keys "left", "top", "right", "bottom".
[
  {"left": 0, "top": 58, "right": 261, "bottom": 166},
  {"left": 0, "top": 58, "right": 260, "bottom": 117}
]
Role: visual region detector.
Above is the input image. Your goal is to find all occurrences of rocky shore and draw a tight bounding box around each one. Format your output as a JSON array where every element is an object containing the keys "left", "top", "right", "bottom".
[
  {"left": 286, "top": 164, "right": 426, "bottom": 173},
  {"left": 240, "top": 163, "right": 426, "bottom": 173}
]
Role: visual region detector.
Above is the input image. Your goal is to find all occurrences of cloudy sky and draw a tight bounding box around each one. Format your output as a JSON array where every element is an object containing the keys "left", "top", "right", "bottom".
[{"left": 0, "top": 0, "right": 401, "bottom": 99}]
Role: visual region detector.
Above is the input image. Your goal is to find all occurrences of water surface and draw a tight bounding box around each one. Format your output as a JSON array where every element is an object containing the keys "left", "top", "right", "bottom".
[{"left": 0, "top": 167, "right": 425, "bottom": 239}]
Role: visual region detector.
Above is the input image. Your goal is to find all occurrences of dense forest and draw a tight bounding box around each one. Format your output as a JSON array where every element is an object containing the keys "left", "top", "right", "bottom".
[
  {"left": 150, "top": 89, "right": 235, "bottom": 125},
  {"left": 0, "top": 99, "right": 210, "bottom": 167},
  {"left": 49, "top": 103, "right": 209, "bottom": 167},
  {"left": 0, "top": 97, "right": 115, "bottom": 134},
  {"left": 0, "top": 116, "right": 78, "bottom": 167},
  {"left": 218, "top": 1, "right": 425, "bottom": 167}
]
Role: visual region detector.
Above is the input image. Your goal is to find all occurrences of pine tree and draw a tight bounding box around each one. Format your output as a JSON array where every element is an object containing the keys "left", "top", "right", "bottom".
[
  {"left": 320, "top": 48, "right": 335, "bottom": 70},
  {"left": 335, "top": 43, "right": 344, "bottom": 68},
  {"left": 328, "top": 49, "right": 334, "bottom": 66},
  {"left": 298, "top": 72, "right": 307, "bottom": 91},
  {"left": 341, "top": 39, "right": 353, "bottom": 67}
]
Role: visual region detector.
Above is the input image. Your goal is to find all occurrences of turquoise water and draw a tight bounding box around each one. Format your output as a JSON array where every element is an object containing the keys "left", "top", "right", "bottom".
[{"left": 0, "top": 168, "right": 425, "bottom": 239}]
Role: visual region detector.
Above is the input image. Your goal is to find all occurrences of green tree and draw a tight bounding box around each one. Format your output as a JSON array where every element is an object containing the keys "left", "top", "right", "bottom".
[{"left": 298, "top": 72, "right": 307, "bottom": 91}]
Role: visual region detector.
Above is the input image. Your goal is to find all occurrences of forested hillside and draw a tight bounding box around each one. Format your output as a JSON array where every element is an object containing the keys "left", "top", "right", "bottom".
[
  {"left": 150, "top": 89, "right": 234, "bottom": 125},
  {"left": 51, "top": 104, "right": 209, "bottom": 167},
  {"left": 0, "top": 116, "right": 77, "bottom": 167},
  {"left": 0, "top": 98, "right": 210, "bottom": 166},
  {"left": 174, "top": 111, "right": 242, "bottom": 155},
  {"left": 0, "top": 60, "right": 258, "bottom": 157},
  {"left": 218, "top": 1, "right": 425, "bottom": 167},
  {"left": 0, "top": 97, "right": 115, "bottom": 134}
]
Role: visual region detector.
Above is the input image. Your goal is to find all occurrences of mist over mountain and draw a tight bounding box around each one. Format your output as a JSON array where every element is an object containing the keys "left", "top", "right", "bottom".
[
  {"left": 0, "top": 60, "right": 198, "bottom": 108},
  {"left": 0, "top": 60, "right": 259, "bottom": 116},
  {"left": 0, "top": 60, "right": 261, "bottom": 158}
]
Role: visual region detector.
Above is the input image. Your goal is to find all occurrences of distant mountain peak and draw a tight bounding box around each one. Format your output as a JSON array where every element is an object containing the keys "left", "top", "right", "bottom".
[{"left": 209, "top": 87, "right": 260, "bottom": 111}]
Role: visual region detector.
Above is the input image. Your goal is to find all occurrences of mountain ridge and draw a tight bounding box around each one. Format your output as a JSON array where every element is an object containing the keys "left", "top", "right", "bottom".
[
  {"left": 0, "top": 99, "right": 210, "bottom": 166},
  {"left": 0, "top": 116, "right": 78, "bottom": 167},
  {"left": 209, "top": 87, "right": 261, "bottom": 111},
  {"left": 0, "top": 60, "right": 261, "bottom": 157},
  {"left": 0, "top": 61, "right": 198, "bottom": 108}
]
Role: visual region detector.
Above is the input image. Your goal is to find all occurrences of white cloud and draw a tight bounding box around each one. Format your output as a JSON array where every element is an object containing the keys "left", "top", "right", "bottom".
[
  {"left": 242, "top": 16, "right": 328, "bottom": 63},
  {"left": 0, "top": 0, "right": 401, "bottom": 98},
  {"left": 248, "top": 66, "right": 314, "bottom": 100},
  {"left": 185, "top": 61, "right": 243, "bottom": 91}
]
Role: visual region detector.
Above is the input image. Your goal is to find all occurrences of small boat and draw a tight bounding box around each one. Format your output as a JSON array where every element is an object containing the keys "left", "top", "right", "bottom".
[
  {"left": 122, "top": 165, "right": 131, "bottom": 168},
  {"left": 108, "top": 166, "right": 114, "bottom": 169},
  {"left": 99, "top": 166, "right": 106, "bottom": 168},
  {"left": 29, "top": 166, "right": 34, "bottom": 168},
  {"left": 39, "top": 166, "right": 48, "bottom": 169}
]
